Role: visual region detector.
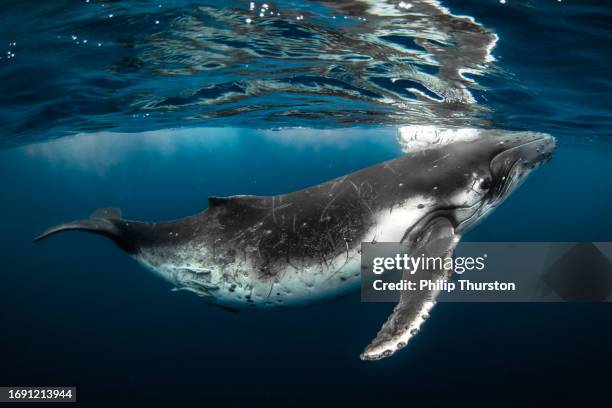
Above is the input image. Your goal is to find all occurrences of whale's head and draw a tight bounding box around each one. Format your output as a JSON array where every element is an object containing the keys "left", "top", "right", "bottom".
[
  {"left": 360, "top": 130, "right": 555, "bottom": 362},
  {"left": 487, "top": 132, "right": 555, "bottom": 201},
  {"left": 414, "top": 130, "right": 556, "bottom": 235}
]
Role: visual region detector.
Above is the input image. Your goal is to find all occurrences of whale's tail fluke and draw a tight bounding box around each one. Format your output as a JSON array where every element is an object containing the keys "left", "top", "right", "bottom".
[{"left": 34, "top": 208, "right": 138, "bottom": 253}]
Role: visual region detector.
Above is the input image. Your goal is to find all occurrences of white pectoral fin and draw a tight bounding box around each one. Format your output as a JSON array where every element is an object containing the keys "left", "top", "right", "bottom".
[{"left": 360, "top": 217, "right": 459, "bottom": 361}]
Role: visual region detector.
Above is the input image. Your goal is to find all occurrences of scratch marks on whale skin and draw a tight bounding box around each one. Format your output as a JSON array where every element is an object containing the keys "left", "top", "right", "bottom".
[
  {"left": 319, "top": 189, "right": 342, "bottom": 222},
  {"left": 348, "top": 180, "right": 360, "bottom": 195},
  {"left": 328, "top": 175, "right": 348, "bottom": 194},
  {"left": 139, "top": 209, "right": 365, "bottom": 308},
  {"left": 205, "top": 193, "right": 362, "bottom": 283},
  {"left": 178, "top": 266, "right": 212, "bottom": 275},
  {"left": 183, "top": 277, "right": 220, "bottom": 292},
  {"left": 432, "top": 153, "right": 451, "bottom": 164},
  {"left": 145, "top": 166, "right": 405, "bottom": 305},
  {"left": 275, "top": 202, "right": 293, "bottom": 211},
  {"left": 382, "top": 161, "right": 398, "bottom": 176},
  {"left": 271, "top": 196, "right": 277, "bottom": 224},
  {"left": 357, "top": 182, "right": 376, "bottom": 217},
  {"left": 269, "top": 196, "right": 294, "bottom": 223}
]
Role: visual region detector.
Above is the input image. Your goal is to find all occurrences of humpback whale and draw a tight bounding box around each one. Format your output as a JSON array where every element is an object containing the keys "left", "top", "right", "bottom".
[{"left": 35, "top": 130, "right": 555, "bottom": 360}]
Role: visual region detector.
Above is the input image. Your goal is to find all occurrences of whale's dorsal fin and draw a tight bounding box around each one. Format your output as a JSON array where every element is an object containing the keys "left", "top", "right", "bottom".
[
  {"left": 207, "top": 195, "right": 259, "bottom": 209},
  {"left": 360, "top": 217, "right": 460, "bottom": 361}
]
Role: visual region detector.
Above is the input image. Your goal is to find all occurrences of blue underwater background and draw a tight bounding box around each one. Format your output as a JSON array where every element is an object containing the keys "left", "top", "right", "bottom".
[{"left": 1, "top": 0, "right": 612, "bottom": 406}]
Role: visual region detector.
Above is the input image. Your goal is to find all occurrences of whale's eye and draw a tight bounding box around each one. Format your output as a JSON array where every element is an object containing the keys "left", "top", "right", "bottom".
[{"left": 479, "top": 177, "right": 492, "bottom": 191}]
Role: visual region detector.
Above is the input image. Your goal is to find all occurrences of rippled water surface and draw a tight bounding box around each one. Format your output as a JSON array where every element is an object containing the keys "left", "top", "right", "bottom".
[{"left": 1, "top": 0, "right": 610, "bottom": 146}]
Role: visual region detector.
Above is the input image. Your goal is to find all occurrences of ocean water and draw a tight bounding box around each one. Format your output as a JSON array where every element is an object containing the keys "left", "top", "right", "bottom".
[{"left": 1, "top": 0, "right": 611, "bottom": 405}]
